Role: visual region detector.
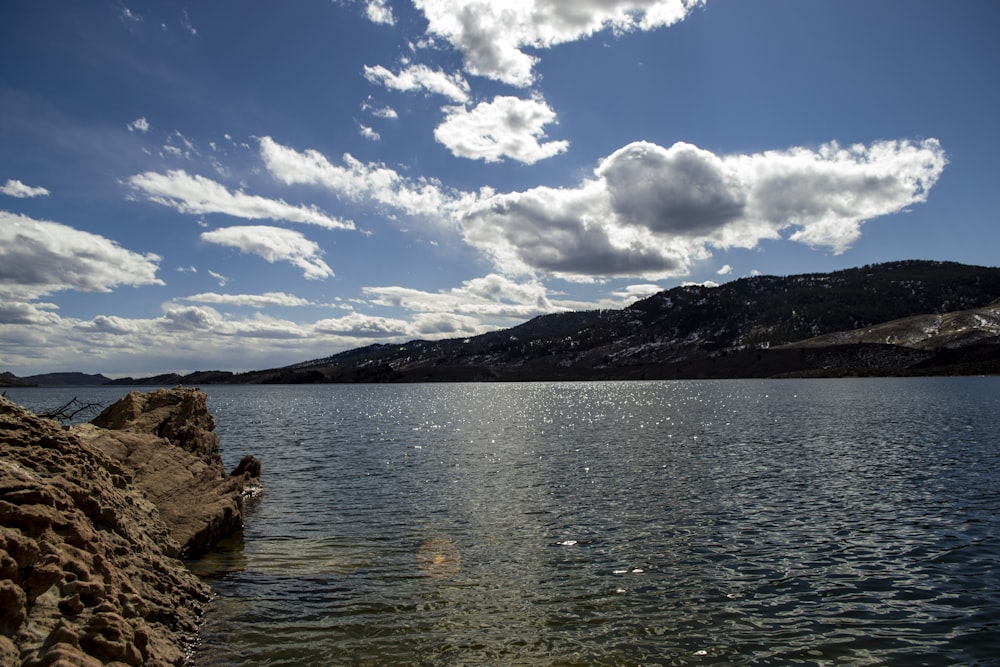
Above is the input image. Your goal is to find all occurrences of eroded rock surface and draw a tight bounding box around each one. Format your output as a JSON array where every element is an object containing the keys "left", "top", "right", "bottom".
[
  {"left": 76, "top": 388, "right": 261, "bottom": 559},
  {"left": 0, "top": 388, "right": 260, "bottom": 666}
]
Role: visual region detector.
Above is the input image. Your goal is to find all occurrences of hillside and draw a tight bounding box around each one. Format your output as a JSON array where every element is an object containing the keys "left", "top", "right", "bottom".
[
  {"left": 226, "top": 259, "right": 1000, "bottom": 382},
  {"left": 9, "top": 260, "right": 1000, "bottom": 384},
  {"left": 783, "top": 302, "right": 1000, "bottom": 350}
]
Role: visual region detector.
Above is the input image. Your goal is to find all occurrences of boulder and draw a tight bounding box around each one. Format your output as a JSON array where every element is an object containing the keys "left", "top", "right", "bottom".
[{"left": 75, "top": 388, "right": 261, "bottom": 559}]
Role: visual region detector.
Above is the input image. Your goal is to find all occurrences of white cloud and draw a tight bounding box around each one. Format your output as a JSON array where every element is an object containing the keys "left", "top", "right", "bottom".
[
  {"left": 365, "top": 0, "right": 395, "bottom": 25},
  {"left": 200, "top": 225, "right": 335, "bottom": 280},
  {"left": 208, "top": 270, "right": 228, "bottom": 286},
  {"left": 411, "top": 312, "right": 484, "bottom": 336},
  {"left": 0, "top": 211, "right": 163, "bottom": 300},
  {"left": 315, "top": 312, "right": 413, "bottom": 337},
  {"left": 180, "top": 9, "right": 197, "bottom": 36},
  {"left": 434, "top": 96, "right": 569, "bottom": 164},
  {"left": 356, "top": 273, "right": 659, "bottom": 337},
  {"left": 0, "top": 300, "right": 61, "bottom": 326},
  {"left": 1, "top": 179, "right": 50, "bottom": 198},
  {"left": 359, "top": 124, "right": 381, "bottom": 141},
  {"left": 128, "top": 169, "right": 354, "bottom": 230},
  {"left": 412, "top": 0, "right": 705, "bottom": 86},
  {"left": 458, "top": 138, "right": 947, "bottom": 280},
  {"left": 363, "top": 64, "right": 470, "bottom": 103},
  {"left": 369, "top": 105, "right": 398, "bottom": 119},
  {"left": 127, "top": 116, "right": 150, "bottom": 133},
  {"left": 259, "top": 136, "right": 463, "bottom": 219},
  {"left": 716, "top": 264, "right": 732, "bottom": 275},
  {"left": 121, "top": 6, "right": 142, "bottom": 24},
  {"left": 254, "top": 135, "right": 945, "bottom": 286},
  {"left": 161, "top": 304, "right": 224, "bottom": 332},
  {"left": 364, "top": 273, "right": 564, "bottom": 320},
  {"left": 609, "top": 283, "right": 663, "bottom": 303},
  {"left": 731, "top": 140, "right": 947, "bottom": 252},
  {"left": 460, "top": 178, "right": 699, "bottom": 281},
  {"left": 180, "top": 291, "right": 314, "bottom": 308}
]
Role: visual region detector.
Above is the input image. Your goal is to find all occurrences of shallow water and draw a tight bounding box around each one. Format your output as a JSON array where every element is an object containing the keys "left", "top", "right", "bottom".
[{"left": 7, "top": 378, "right": 1000, "bottom": 665}]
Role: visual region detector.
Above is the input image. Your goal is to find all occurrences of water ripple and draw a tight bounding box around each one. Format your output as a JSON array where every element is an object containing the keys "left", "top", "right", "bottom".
[{"left": 154, "top": 379, "right": 1000, "bottom": 666}]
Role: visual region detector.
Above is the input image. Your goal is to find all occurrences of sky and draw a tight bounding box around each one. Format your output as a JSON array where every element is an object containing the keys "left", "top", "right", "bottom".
[{"left": 1, "top": 0, "right": 998, "bottom": 378}]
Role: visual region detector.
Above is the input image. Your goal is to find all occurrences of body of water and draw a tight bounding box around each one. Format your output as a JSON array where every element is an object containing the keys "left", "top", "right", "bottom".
[{"left": 6, "top": 378, "right": 1000, "bottom": 665}]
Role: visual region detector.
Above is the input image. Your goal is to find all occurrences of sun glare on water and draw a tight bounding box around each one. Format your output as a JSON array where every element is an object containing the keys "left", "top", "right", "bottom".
[{"left": 417, "top": 538, "right": 461, "bottom": 579}]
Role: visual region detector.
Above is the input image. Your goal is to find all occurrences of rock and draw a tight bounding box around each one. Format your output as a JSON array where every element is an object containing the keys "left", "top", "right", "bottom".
[
  {"left": 75, "top": 388, "right": 261, "bottom": 558},
  {"left": 0, "top": 388, "right": 260, "bottom": 666},
  {"left": 89, "top": 388, "right": 219, "bottom": 460}
]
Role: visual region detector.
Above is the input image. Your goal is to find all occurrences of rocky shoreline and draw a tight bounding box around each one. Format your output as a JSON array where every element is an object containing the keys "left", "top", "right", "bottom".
[{"left": 0, "top": 388, "right": 260, "bottom": 666}]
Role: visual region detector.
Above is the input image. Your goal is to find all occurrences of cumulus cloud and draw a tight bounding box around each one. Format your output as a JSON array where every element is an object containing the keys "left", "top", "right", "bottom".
[
  {"left": 363, "top": 64, "right": 470, "bottom": 103},
  {"left": 460, "top": 179, "right": 699, "bottom": 281},
  {"left": 180, "top": 291, "right": 314, "bottom": 307},
  {"left": 365, "top": 0, "right": 395, "bottom": 25},
  {"left": 435, "top": 96, "right": 569, "bottom": 164},
  {"left": 716, "top": 264, "right": 732, "bottom": 275},
  {"left": 411, "top": 312, "right": 485, "bottom": 336},
  {"left": 127, "top": 116, "right": 150, "bottom": 133},
  {"left": 0, "top": 301, "right": 61, "bottom": 326},
  {"left": 412, "top": 0, "right": 705, "bottom": 86},
  {"left": 259, "top": 136, "right": 464, "bottom": 218},
  {"left": 254, "top": 135, "right": 944, "bottom": 285},
  {"left": 609, "top": 283, "right": 663, "bottom": 303},
  {"left": 201, "top": 225, "right": 335, "bottom": 280},
  {"left": 157, "top": 305, "right": 309, "bottom": 339},
  {"left": 0, "top": 211, "right": 163, "bottom": 300},
  {"left": 315, "top": 312, "right": 413, "bottom": 337},
  {"left": 458, "top": 138, "right": 947, "bottom": 280},
  {"left": 160, "top": 304, "right": 224, "bottom": 332},
  {"left": 367, "top": 105, "right": 398, "bottom": 119},
  {"left": 2, "top": 179, "right": 50, "bottom": 198},
  {"left": 0, "top": 303, "right": 313, "bottom": 375},
  {"left": 355, "top": 273, "right": 655, "bottom": 337},
  {"left": 364, "top": 273, "right": 564, "bottom": 319},
  {"left": 599, "top": 142, "right": 746, "bottom": 236},
  {"left": 318, "top": 310, "right": 483, "bottom": 338},
  {"left": 128, "top": 169, "right": 354, "bottom": 230}
]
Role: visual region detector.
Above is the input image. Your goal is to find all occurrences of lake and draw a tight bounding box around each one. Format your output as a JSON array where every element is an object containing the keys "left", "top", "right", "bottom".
[{"left": 6, "top": 378, "right": 999, "bottom": 665}]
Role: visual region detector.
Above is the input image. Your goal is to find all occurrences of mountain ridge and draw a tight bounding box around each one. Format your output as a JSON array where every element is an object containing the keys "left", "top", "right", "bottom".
[{"left": 6, "top": 260, "right": 1000, "bottom": 385}]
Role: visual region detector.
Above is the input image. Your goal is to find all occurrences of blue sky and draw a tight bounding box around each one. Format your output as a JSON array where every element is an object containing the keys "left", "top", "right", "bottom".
[{"left": 2, "top": 0, "right": 997, "bottom": 377}]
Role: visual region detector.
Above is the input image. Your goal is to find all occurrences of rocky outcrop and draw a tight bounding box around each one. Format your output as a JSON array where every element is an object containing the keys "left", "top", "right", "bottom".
[
  {"left": 75, "top": 388, "right": 261, "bottom": 559},
  {"left": 0, "top": 388, "right": 260, "bottom": 666}
]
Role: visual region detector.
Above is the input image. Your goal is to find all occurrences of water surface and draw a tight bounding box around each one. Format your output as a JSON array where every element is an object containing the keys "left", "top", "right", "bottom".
[{"left": 7, "top": 379, "right": 999, "bottom": 665}]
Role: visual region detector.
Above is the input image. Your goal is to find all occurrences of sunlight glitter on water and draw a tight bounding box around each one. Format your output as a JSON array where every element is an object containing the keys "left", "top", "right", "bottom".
[{"left": 12, "top": 380, "right": 995, "bottom": 666}]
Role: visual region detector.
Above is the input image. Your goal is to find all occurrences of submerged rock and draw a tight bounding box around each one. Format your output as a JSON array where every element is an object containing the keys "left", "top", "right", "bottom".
[{"left": 0, "top": 387, "right": 260, "bottom": 666}]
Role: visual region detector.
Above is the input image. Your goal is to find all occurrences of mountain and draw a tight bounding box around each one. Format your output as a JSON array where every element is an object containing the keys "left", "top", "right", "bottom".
[
  {"left": 105, "top": 371, "right": 236, "bottom": 387},
  {"left": 10, "top": 260, "right": 1000, "bottom": 385},
  {"left": 0, "top": 371, "right": 36, "bottom": 387},
  {"left": 785, "top": 302, "right": 1000, "bottom": 350},
  {"left": 22, "top": 372, "right": 112, "bottom": 386},
  {"left": 231, "top": 259, "right": 1000, "bottom": 382}
]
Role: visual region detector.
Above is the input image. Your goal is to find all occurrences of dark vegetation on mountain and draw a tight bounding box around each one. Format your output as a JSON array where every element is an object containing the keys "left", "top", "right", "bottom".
[{"left": 7, "top": 260, "right": 1000, "bottom": 385}]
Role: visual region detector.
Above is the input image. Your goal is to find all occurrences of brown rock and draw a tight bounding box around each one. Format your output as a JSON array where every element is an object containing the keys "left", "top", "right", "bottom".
[
  {"left": 76, "top": 388, "right": 261, "bottom": 558},
  {"left": 89, "top": 388, "right": 219, "bottom": 459},
  {"left": 0, "top": 388, "right": 260, "bottom": 666},
  {"left": 0, "top": 635, "right": 19, "bottom": 665},
  {"left": 0, "top": 577, "right": 27, "bottom": 634}
]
